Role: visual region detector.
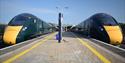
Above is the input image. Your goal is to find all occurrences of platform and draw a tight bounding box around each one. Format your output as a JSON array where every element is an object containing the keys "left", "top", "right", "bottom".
[{"left": 0, "top": 32, "right": 125, "bottom": 63}]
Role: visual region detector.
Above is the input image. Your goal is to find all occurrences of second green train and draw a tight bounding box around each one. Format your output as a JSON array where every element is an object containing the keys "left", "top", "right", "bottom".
[{"left": 3, "top": 13, "right": 56, "bottom": 45}]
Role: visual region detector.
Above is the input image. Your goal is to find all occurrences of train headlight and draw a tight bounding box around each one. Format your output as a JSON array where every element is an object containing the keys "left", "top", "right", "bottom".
[
  {"left": 101, "top": 28, "right": 103, "bottom": 31},
  {"left": 22, "top": 27, "right": 27, "bottom": 31},
  {"left": 99, "top": 27, "right": 103, "bottom": 31}
]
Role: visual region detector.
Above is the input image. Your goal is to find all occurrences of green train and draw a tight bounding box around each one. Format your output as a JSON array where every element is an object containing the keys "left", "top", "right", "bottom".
[
  {"left": 72, "top": 13, "right": 123, "bottom": 45},
  {"left": 3, "top": 13, "right": 55, "bottom": 45}
]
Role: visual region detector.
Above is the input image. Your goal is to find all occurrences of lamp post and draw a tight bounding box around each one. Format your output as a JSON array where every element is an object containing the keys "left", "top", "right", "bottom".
[
  {"left": 58, "top": 13, "right": 62, "bottom": 43},
  {"left": 56, "top": 7, "right": 68, "bottom": 43}
]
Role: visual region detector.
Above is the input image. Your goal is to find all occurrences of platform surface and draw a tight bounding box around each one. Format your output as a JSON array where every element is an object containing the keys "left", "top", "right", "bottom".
[{"left": 0, "top": 32, "right": 125, "bottom": 63}]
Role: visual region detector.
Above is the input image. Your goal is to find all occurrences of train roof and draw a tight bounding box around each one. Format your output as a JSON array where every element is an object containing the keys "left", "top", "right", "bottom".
[
  {"left": 8, "top": 13, "right": 51, "bottom": 26},
  {"left": 13, "top": 13, "right": 47, "bottom": 22},
  {"left": 16, "top": 13, "right": 36, "bottom": 17},
  {"left": 14, "top": 13, "right": 38, "bottom": 19},
  {"left": 74, "top": 13, "right": 117, "bottom": 28},
  {"left": 91, "top": 13, "right": 113, "bottom": 19}
]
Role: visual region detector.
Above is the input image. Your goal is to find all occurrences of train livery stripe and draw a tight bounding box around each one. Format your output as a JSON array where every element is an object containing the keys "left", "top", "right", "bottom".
[
  {"left": 3, "top": 26, "right": 23, "bottom": 44},
  {"left": 3, "top": 32, "right": 56, "bottom": 63},
  {"left": 104, "top": 26, "right": 123, "bottom": 45},
  {"left": 73, "top": 33, "right": 111, "bottom": 63}
]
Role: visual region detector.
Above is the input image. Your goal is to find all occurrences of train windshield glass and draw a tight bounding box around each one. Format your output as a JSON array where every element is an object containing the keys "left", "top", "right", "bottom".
[
  {"left": 9, "top": 16, "right": 28, "bottom": 26},
  {"left": 99, "top": 16, "right": 117, "bottom": 26}
]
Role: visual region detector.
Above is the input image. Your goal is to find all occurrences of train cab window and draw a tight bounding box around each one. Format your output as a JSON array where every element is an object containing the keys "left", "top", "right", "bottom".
[
  {"left": 96, "top": 16, "right": 117, "bottom": 26},
  {"left": 9, "top": 16, "right": 28, "bottom": 26},
  {"left": 101, "top": 18, "right": 117, "bottom": 26}
]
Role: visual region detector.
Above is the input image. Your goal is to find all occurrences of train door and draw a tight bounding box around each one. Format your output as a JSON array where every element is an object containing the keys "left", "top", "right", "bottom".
[
  {"left": 87, "top": 19, "right": 93, "bottom": 37},
  {"left": 28, "top": 17, "right": 37, "bottom": 36},
  {"left": 41, "top": 21, "right": 44, "bottom": 34}
]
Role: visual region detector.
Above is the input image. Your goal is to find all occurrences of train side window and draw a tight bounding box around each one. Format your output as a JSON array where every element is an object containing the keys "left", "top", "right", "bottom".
[
  {"left": 34, "top": 19, "right": 36, "bottom": 23},
  {"left": 39, "top": 25, "right": 42, "bottom": 28},
  {"left": 28, "top": 17, "right": 31, "bottom": 19},
  {"left": 83, "top": 21, "right": 85, "bottom": 30},
  {"left": 84, "top": 21, "right": 87, "bottom": 30},
  {"left": 89, "top": 19, "right": 93, "bottom": 27}
]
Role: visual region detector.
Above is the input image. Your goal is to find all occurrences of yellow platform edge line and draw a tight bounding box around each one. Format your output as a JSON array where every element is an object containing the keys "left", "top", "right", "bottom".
[
  {"left": 3, "top": 32, "right": 57, "bottom": 63},
  {"left": 73, "top": 34, "right": 111, "bottom": 63}
]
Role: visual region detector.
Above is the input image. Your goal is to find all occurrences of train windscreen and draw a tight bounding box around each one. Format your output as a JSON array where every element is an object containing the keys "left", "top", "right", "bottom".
[
  {"left": 98, "top": 16, "right": 117, "bottom": 26},
  {"left": 9, "top": 16, "right": 28, "bottom": 26}
]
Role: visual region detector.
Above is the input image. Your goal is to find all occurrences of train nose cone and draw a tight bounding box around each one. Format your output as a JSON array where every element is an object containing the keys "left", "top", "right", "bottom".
[
  {"left": 104, "top": 26, "right": 123, "bottom": 45},
  {"left": 3, "top": 26, "right": 23, "bottom": 45}
]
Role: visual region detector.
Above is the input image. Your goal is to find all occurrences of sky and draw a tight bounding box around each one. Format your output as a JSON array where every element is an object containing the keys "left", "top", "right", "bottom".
[{"left": 0, "top": 0, "right": 125, "bottom": 25}]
